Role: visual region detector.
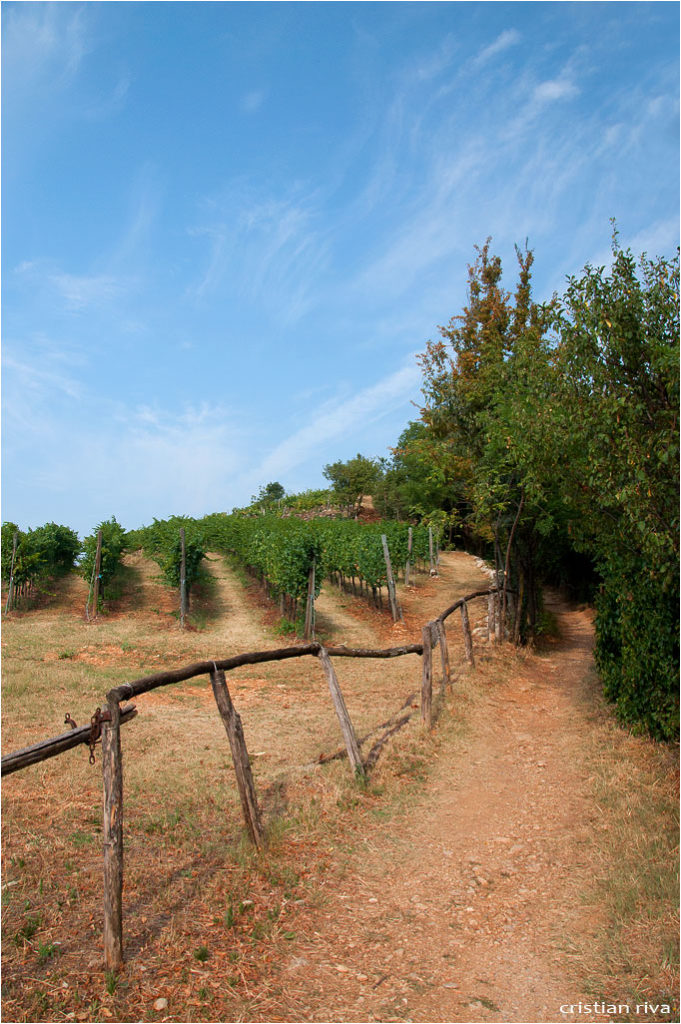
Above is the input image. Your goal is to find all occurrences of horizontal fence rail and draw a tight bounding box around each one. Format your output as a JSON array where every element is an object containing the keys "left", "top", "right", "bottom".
[
  {"left": 1, "top": 705, "right": 138, "bottom": 776},
  {"left": 106, "top": 641, "right": 425, "bottom": 705}
]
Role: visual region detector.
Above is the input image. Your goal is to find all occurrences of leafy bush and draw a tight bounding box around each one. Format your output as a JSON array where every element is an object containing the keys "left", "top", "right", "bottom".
[{"left": 595, "top": 570, "right": 679, "bottom": 741}]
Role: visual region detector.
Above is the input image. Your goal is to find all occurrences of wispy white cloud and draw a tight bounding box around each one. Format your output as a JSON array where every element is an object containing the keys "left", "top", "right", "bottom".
[
  {"left": 473, "top": 28, "right": 521, "bottom": 67},
  {"left": 503, "top": 69, "right": 580, "bottom": 141},
  {"left": 252, "top": 361, "right": 421, "bottom": 482},
  {"left": 109, "top": 164, "right": 162, "bottom": 267},
  {"left": 2, "top": 336, "right": 85, "bottom": 445},
  {"left": 188, "top": 190, "right": 329, "bottom": 324},
  {"left": 83, "top": 72, "right": 131, "bottom": 120},
  {"left": 3, "top": 2, "right": 130, "bottom": 151},
  {"left": 240, "top": 88, "right": 267, "bottom": 114},
  {"left": 532, "top": 77, "right": 580, "bottom": 105},
  {"left": 15, "top": 261, "right": 128, "bottom": 312},
  {"left": 1, "top": 3, "right": 89, "bottom": 99},
  {"left": 187, "top": 223, "right": 227, "bottom": 300},
  {"left": 349, "top": 139, "right": 485, "bottom": 301},
  {"left": 2, "top": 394, "right": 251, "bottom": 533},
  {"left": 629, "top": 217, "right": 680, "bottom": 259},
  {"left": 49, "top": 271, "right": 126, "bottom": 311},
  {"left": 405, "top": 34, "right": 456, "bottom": 83},
  {"left": 2, "top": 351, "right": 82, "bottom": 404}
]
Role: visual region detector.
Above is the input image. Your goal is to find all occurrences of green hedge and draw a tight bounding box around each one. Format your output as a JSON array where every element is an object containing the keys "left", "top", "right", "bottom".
[{"left": 595, "top": 569, "right": 679, "bottom": 741}]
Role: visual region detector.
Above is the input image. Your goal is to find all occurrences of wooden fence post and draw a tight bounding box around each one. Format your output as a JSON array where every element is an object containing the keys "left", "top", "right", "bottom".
[
  {"left": 461, "top": 600, "right": 475, "bottom": 666},
  {"left": 92, "top": 529, "right": 103, "bottom": 619},
  {"left": 304, "top": 557, "right": 316, "bottom": 641},
  {"left": 210, "top": 668, "right": 265, "bottom": 849},
  {"left": 179, "top": 527, "right": 187, "bottom": 630},
  {"left": 421, "top": 623, "right": 433, "bottom": 728},
  {"left": 102, "top": 697, "right": 124, "bottom": 972},
  {"left": 487, "top": 591, "right": 495, "bottom": 642},
  {"left": 381, "top": 534, "right": 402, "bottom": 622},
  {"left": 405, "top": 526, "right": 413, "bottom": 587},
  {"left": 5, "top": 530, "right": 18, "bottom": 614},
  {"left": 316, "top": 648, "right": 365, "bottom": 780},
  {"left": 436, "top": 620, "right": 451, "bottom": 688}
]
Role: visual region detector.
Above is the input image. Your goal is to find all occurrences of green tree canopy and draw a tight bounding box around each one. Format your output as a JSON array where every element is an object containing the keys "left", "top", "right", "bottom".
[
  {"left": 419, "top": 240, "right": 559, "bottom": 636},
  {"left": 415, "top": 232, "right": 679, "bottom": 738},
  {"left": 551, "top": 239, "right": 679, "bottom": 738},
  {"left": 254, "top": 481, "right": 286, "bottom": 505},
  {"left": 322, "top": 454, "right": 383, "bottom": 517}
]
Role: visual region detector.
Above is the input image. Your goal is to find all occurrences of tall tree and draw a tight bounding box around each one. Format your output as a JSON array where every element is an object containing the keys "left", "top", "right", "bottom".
[
  {"left": 373, "top": 421, "right": 462, "bottom": 533},
  {"left": 418, "top": 232, "right": 679, "bottom": 737},
  {"left": 553, "top": 239, "right": 679, "bottom": 738},
  {"left": 323, "top": 454, "right": 383, "bottom": 517},
  {"left": 419, "top": 241, "right": 557, "bottom": 638}
]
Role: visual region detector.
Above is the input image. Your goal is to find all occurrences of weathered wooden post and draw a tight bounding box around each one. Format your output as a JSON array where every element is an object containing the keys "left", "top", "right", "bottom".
[
  {"left": 421, "top": 623, "right": 433, "bottom": 729},
  {"left": 179, "top": 527, "right": 187, "bottom": 630},
  {"left": 92, "top": 529, "right": 103, "bottom": 619},
  {"left": 210, "top": 667, "right": 265, "bottom": 849},
  {"left": 461, "top": 600, "right": 475, "bottom": 666},
  {"left": 436, "top": 619, "right": 451, "bottom": 688},
  {"left": 487, "top": 591, "right": 496, "bottom": 642},
  {"left": 5, "top": 530, "right": 18, "bottom": 614},
  {"left": 304, "top": 557, "right": 316, "bottom": 641},
  {"left": 316, "top": 648, "right": 365, "bottom": 780},
  {"left": 381, "top": 534, "right": 402, "bottom": 622},
  {"left": 405, "top": 526, "right": 413, "bottom": 587},
  {"left": 102, "top": 696, "right": 124, "bottom": 971}
]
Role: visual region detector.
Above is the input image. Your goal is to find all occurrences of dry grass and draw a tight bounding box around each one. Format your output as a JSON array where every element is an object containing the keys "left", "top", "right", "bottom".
[{"left": 565, "top": 666, "right": 680, "bottom": 1021}]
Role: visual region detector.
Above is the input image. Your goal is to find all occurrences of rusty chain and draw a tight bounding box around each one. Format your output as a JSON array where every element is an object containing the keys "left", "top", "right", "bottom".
[{"left": 63, "top": 707, "right": 111, "bottom": 764}]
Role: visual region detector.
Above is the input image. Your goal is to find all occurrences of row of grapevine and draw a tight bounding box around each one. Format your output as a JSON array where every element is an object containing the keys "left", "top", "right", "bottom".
[
  {"left": 1, "top": 521, "right": 80, "bottom": 606},
  {"left": 2, "top": 516, "right": 131, "bottom": 614},
  {"left": 2, "top": 510, "right": 435, "bottom": 621},
  {"left": 316, "top": 518, "right": 432, "bottom": 589},
  {"left": 201, "top": 513, "right": 324, "bottom": 621},
  {"left": 127, "top": 516, "right": 207, "bottom": 609},
  {"left": 201, "top": 512, "right": 434, "bottom": 617},
  {"left": 79, "top": 518, "right": 127, "bottom": 612}
]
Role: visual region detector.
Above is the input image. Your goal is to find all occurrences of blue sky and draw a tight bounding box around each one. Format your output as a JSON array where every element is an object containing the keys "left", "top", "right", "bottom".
[{"left": 2, "top": 1, "right": 679, "bottom": 538}]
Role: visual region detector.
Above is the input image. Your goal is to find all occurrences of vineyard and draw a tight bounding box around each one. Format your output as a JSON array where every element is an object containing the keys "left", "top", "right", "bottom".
[
  {"left": 4, "top": 511, "right": 438, "bottom": 635},
  {"left": 2, "top": 513, "right": 678, "bottom": 1023}
]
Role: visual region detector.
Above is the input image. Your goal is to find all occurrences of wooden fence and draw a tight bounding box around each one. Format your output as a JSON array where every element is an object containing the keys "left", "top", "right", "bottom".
[{"left": 2, "top": 585, "right": 501, "bottom": 972}]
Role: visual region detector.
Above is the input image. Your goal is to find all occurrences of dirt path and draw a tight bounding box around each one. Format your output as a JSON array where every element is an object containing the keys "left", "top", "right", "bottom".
[
  {"left": 265, "top": 590, "right": 600, "bottom": 1023},
  {"left": 198, "top": 553, "right": 272, "bottom": 652},
  {"left": 196, "top": 552, "right": 379, "bottom": 653}
]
